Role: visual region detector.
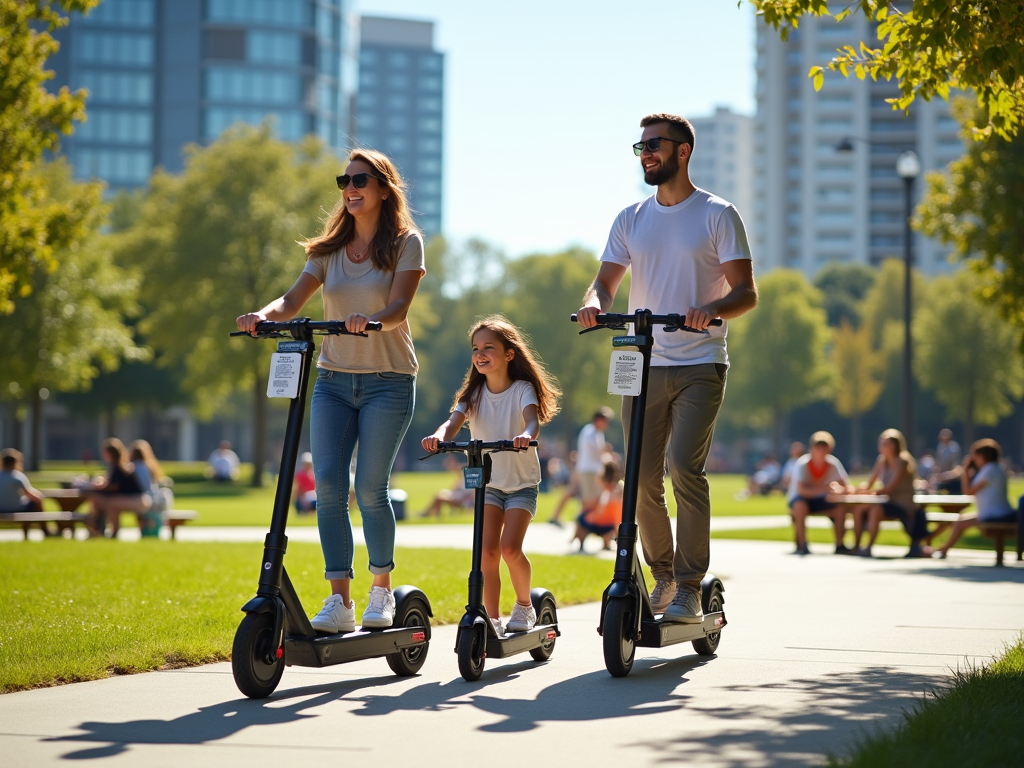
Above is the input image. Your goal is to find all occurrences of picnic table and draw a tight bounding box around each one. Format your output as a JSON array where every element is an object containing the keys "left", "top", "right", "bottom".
[{"left": 42, "top": 488, "right": 88, "bottom": 512}]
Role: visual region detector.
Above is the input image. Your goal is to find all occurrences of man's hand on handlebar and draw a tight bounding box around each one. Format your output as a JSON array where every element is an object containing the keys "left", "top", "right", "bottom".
[
  {"left": 345, "top": 313, "right": 373, "bottom": 335},
  {"left": 684, "top": 305, "right": 717, "bottom": 332},
  {"left": 236, "top": 312, "right": 267, "bottom": 336},
  {"left": 575, "top": 304, "right": 602, "bottom": 329}
]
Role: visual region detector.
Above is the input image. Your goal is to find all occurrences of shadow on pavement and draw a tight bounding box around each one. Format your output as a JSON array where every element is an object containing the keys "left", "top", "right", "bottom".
[{"left": 897, "top": 564, "right": 1024, "bottom": 584}]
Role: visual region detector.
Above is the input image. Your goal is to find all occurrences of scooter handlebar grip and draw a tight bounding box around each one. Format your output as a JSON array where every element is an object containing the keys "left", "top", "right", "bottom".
[{"left": 364, "top": 321, "right": 383, "bottom": 332}]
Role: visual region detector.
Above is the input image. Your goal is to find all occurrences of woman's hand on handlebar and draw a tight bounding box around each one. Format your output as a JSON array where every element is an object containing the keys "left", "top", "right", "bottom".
[
  {"left": 576, "top": 304, "right": 602, "bottom": 329},
  {"left": 684, "top": 305, "right": 717, "bottom": 332},
  {"left": 512, "top": 433, "right": 534, "bottom": 450},
  {"left": 236, "top": 311, "right": 267, "bottom": 336},
  {"left": 345, "top": 313, "right": 372, "bottom": 334}
]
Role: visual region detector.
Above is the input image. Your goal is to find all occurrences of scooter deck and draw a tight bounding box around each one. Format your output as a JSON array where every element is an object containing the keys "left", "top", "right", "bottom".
[
  {"left": 637, "top": 611, "right": 726, "bottom": 648},
  {"left": 284, "top": 625, "right": 428, "bottom": 667},
  {"left": 485, "top": 623, "right": 559, "bottom": 659}
]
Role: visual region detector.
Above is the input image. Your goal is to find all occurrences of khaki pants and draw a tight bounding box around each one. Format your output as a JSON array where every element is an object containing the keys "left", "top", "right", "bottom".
[{"left": 621, "top": 363, "right": 727, "bottom": 589}]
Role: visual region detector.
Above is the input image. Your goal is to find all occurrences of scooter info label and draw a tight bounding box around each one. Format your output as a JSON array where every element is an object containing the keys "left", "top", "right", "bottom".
[
  {"left": 608, "top": 350, "right": 642, "bottom": 396},
  {"left": 267, "top": 353, "right": 301, "bottom": 398}
]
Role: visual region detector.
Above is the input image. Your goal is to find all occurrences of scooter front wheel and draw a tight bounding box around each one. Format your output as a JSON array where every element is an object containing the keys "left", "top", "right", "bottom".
[
  {"left": 231, "top": 612, "right": 284, "bottom": 698},
  {"left": 602, "top": 598, "right": 636, "bottom": 678},
  {"left": 457, "top": 623, "right": 486, "bottom": 682}
]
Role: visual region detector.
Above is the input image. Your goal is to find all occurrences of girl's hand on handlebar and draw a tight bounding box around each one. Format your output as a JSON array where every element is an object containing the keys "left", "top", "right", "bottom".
[
  {"left": 421, "top": 435, "right": 441, "bottom": 453},
  {"left": 345, "top": 313, "right": 372, "bottom": 334},
  {"left": 684, "top": 305, "right": 717, "bottom": 331},
  {"left": 576, "top": 305, "right": 601, "bottom": 329},
  {"left": 512, "top": 433, "right": 533, "bottom": 450},
  {"left": 236, "top": 311, "right": 267, "bottom": 335}
]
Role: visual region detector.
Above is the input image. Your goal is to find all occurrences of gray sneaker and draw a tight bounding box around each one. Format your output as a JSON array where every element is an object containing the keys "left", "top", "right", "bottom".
[
  {"left": 650, "top": 579, "right": 677, "bottom": 613},
  {"left": 663, "top": 587, "right": 703, "bottom": 624}
]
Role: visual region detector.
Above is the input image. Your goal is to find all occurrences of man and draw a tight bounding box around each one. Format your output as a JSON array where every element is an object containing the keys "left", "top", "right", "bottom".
[
  {"left": 787, "top": 432, "right": 854, "bottom": 555},
  {"left": 0, "top": 449, "right": 45, "bottom": 513},
  {"left": 934, "top": 428, "right": 963, "bottom": 493},
  {"left": 551, "top": 407, "right": 613, "bottom": 526},
  {"left": 208, "top": 440, "right": 240, "bottom": 482},
  {"left": 577, "top": 113, "right": 758, "bottom": 623}
]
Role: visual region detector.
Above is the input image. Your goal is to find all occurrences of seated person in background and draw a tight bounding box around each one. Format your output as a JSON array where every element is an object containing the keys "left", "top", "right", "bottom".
[
  {"left": 787, "top": 431, "right": 854, "bottom": 556},
  {"left": 934, "top": 439, "right": 1016, "bottom": 559},
  {"left": 853, "top": 429, "right": 927, "bottom": 558},
  {"left": 87, "top": 438, "right": 151, "bottom": 538},
  {"left": 933, "top": 428, "right": 963, "bottom": 493},
  {"left": 419, "top": 455, "right": 474, "bottom": 518},
  {"left": 780, "top": 441, "right": 805, "bottom": 491},
  {"left": 572, "top": 460, "right": 623, "bottom": 552},
  {"left": 747, "top": 454, "right": 782, "bottom": 496},
  {"left": 130, "top": 439, "right": 166, "bottom": 534},
  {"left": 208, "top": 440, "right": 240, "bottom": 482},
  {"left": 293, "top": 452, "right": 317, "bottom": 513},
  {"left": 917, "top": 452, "right": 936, "bottom": 490},
  {"left": 0, "top": 449, "right": 44, "bottom": 512}
]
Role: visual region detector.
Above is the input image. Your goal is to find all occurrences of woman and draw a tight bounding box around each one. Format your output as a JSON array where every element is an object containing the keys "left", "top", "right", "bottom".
[
  {"left": 130, "top": 439, "right": 166, "bottom": 535},
  {"left": 853, "top": 429, "right": 926, "bottom": 557},
  {"left": 87, "top": 438, "right": 150, "bottom": 538},
  {"left": 237, "top": 149, "right": 424, "bottom": 633}
]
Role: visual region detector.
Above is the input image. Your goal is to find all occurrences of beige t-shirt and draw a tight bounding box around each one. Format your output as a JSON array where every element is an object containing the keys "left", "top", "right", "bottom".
[{"left": 302, "top": 232, "right": 425, "bottom": 374}]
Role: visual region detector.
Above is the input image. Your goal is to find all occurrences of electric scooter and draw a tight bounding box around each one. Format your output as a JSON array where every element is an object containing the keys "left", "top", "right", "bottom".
[
  {"left": 571, "top": 309, "right": 728, "bottom": 677},
  {"left": 422, "top": 440, "right": 559, "bottom": 682},
  {"left": 228, "top": 318, "right": 432, "bottom": 699}
]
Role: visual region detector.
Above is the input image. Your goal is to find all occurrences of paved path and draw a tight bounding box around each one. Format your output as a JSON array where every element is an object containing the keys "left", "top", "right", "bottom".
[{"left": 2, "top": 539, "right": 1022, "bottom": 767}]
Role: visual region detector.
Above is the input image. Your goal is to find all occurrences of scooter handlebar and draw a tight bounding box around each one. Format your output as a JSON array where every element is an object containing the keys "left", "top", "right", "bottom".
[
  {"left": 570, "top": 312, "right": 722, "bottom": 328},
  {"left": 419, "top": 439, "right": 538, "bottom": 460},
  {"left": 231, "top": 318, "right": 383, "bottom": 338}
]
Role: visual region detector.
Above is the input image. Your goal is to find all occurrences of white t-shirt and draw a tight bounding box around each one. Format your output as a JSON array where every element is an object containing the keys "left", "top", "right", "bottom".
[
  {"left": 455, "top": 380, "right": 540, "bottom": 493},
  {"left": 786, "top": 454, "right": 849, "bottom": 502},
  {"left": 576, "top": 423, "right": 605, "bottom": 474},
  {"left": 209, "top": 449, "right": 239, "bottom": 479},
  {"left": 601, "top": 189, "right": 752, "bottom": 367},
  {"left": 974, "top": 462, "right": 1013, "bottom": 521}
]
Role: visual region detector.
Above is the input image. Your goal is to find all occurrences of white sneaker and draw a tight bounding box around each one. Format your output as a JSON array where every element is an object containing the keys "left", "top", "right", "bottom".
[
  {"left": 361, "top": 586, "right": 395, "bottom": 628},
  {"left": 490, "top": 617, "right": 505, "bottom": 637},
  {"left": 310, "top": 594, "right": 355, "bottom": 633},
  {"left": 506, "top": 601, "right": 536, "bottom": 633}
]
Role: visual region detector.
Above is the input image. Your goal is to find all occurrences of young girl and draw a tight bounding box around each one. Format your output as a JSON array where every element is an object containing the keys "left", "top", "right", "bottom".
[
  {"left": 853, "top": 428, "right": 924, "bottom": 557},
  {"left": 422, "top": 316, "right": 560, "bottom": 635}
]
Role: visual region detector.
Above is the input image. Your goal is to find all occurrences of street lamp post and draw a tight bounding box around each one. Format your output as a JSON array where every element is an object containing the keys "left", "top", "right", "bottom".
[{"left": 896, "top": 150, "right": 920, "bottom": 452}]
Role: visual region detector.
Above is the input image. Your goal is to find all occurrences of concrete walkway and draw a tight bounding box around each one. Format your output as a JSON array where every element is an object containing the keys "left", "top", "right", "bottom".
[{"left": 2, "top": 539, "right": 1022, "bottom": 767}]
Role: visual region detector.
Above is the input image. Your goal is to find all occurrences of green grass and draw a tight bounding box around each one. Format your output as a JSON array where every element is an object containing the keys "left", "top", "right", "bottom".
[
  {"left": 831, "top": 637, "right": 1024, "bottom": 767},
  {"left": 712, "top": 525, "right": 1007, "bottom": 552},
  {"left": 0, "top": 539, "right": 616, "bottom": 693}
]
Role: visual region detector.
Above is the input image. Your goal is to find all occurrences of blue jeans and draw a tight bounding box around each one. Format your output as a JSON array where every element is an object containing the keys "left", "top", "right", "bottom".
[{"left": 310, "top": 369, "right": 415, "bottom": 580}]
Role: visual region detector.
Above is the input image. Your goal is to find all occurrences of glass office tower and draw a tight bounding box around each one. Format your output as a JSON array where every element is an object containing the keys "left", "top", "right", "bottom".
[{"left": 47, "top": 0, "right": 355, "bottom": 190}]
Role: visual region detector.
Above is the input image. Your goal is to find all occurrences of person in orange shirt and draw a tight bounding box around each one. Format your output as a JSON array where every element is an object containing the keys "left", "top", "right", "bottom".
[
  {"left": 572, "top": 461, "right": 623, "bottom": 552},
  {"left": 293, "top": 452, "right": 317, "bottom": 514}
]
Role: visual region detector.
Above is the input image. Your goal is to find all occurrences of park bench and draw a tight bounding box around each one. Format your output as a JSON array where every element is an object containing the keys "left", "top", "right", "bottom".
[
  {"left": 0, "top": 511, "right": 89, "bottom": 539},
  {"left": 165, "top": 510, "right": 198, "bottom": 539}
]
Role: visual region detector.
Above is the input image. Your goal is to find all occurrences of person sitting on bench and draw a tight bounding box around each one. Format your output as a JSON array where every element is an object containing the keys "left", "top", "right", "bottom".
[
  {"left": 787, "top": 431, "right": 854, "bottom": 556},
  {"left": 0, "top": 449, "right": 44, "bottom": 512},
  {"left": 86, "top": 438, "right": 151, "bottom": 538},
  {"left": 934, "top": 439, "right": 1016, "bottom": 559},
  {"left": 572, "top": 460, "right": 623, "bottom": 552}
]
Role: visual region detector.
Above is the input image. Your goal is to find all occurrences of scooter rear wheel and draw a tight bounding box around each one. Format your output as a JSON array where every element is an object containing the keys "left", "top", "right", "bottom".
[
  {"left": 602, "top": 598, "right": 636, "bottom": 678},
  {"left": 232, "top": 612, "right": 284, "bottom": 699},
  {"left": 529, "top": 593, "right": 557, "bottom": 662},
  {"left": 457, "top": 623, "right": 486, "bottom": 682},
  {"left": 692, "top": 585, "right": 723, "bottom": 656},
  {"left": 386, "top": 597, "right": 431, "bottom": 676}
]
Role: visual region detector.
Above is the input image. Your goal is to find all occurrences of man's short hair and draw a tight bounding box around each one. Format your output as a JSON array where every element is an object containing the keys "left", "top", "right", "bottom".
[
  {"left": 971, "top": 438, "right": 1001, "bottom": 464},
  {"left": 809, "top": 431, "right": 835, "bottom": 451},
  {"left": 1, "top": 448, "right": 22, "bottom": 470},
  {"left": 640, "top": 113, "right": 696, "bottom": 153},
  {"left": 594, "top": 407, "right": 614, "bottom": 423}
]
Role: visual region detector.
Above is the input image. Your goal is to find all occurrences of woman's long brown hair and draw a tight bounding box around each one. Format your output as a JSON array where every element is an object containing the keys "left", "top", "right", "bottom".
[
  {"left": 302, "top": 148, "right": 418, "bottom": 271},
  {"left": 102, "top": 438, "right": 130, "bottom": 473},
  {"left": 453, "top": 315, "right": 562, "bottom": 424}
]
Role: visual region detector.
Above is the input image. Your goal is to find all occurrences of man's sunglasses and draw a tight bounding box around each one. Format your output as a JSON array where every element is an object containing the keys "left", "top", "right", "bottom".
[
  {"left": 632, "top": 137, "right": 684, "bottom": 156},
  {"left": 336, "top": 172, "right": 383, "bottom": 190}
]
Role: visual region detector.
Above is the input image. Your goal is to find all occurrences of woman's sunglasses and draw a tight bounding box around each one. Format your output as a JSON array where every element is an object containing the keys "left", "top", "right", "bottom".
[
  {"left": 632, "top": 137, "right": 684, "bottom": 156},
  {"left": 337, "top": 172, "right": 382, "bottom": 190}
]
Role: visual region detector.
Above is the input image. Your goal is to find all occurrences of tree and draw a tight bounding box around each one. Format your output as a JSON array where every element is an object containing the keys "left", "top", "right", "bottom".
[
  {"left": 752, "top": 1, "right": 1024, "bottom": 139},
  {"left": 814, "top": 262, "right": 877, "bottom": 327},
  {"left": 0, "top": 0, "right": 100, "bottom": 313},
  {"left": 831, "top": 319, "right": 885, "bottom": 466},
  {"left": 914, "top": 271, "right": 1024, "bottom": 444},
  {"left": 0, "top": 159, "right": 147, "bottom": 469},
  {"left": 115, "top": 124, "right": 337, "bottom": 486},
  {"left": 917, "top": 102, "right": 1024, "bottom": 341},
  {"left": 725, "top": 270, "right": 832, "bottom": 451}
]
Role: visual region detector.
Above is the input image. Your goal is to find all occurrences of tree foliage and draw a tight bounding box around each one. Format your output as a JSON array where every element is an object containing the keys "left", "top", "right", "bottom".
[
  {"left": 914, "top": 271, "right": 1024, "bottom": 443},
  {"left": 814, "top": 262, "right": 877, "bottom": 327},
  {"left": 0, "top": 0, "right": 100, "bottom": 313},
  {"left": 751, "top": 1, "right": 1024, "bottom": 139},
  {"left": 832, "top": 319, "right": 885, "bottom": 421},
  {"left": 917, "top": 101, "right": 1024, "bottom": 340}
]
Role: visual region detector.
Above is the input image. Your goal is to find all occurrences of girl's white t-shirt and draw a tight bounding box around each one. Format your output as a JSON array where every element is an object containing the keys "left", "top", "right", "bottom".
[{"left": 455, "top": 379, "right": 540, "bottom": 492}]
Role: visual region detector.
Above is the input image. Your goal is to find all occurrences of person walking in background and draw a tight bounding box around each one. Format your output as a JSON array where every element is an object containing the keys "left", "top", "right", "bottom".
[
  {"left": 0, "top": 449, "right": 45, "bottom": 513},
  {"left": 551, "top": 408, "right": 613, "bottom": 526},
  {"left": 293, "top": 452, "right": 317, "bottom": 513},
  {"left": 86, "top": 438, "right": 150, "bottom": 538},
  {"left": 934, "top": 439, "right": 1017, "bottom": 558},
  {"left": 422, "top": 315, "right": 561, "bottom": 635},
  {"left": 852, "top": 429, "right": 928, "bottom": 558},
  {"left": 934, "top": 429, "right": 963, "bottom": 493},
  {"left": 577, "top": 112, "right": 758, "bottom": 622},
  {"left": 787, "top": 432, "right": 854, "bottom": 555},
  {"left": 208, "top": 440, "right": 240, "bottom": 482}
]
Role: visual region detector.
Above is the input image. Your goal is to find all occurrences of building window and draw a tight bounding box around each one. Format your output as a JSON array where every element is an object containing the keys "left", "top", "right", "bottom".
[
  {"left": 75, "top": 32, "right": 153, "bottom": 66},
  {"left": 417, "top": 137, "right": 441, "bottom": 154},
  {"left": 357, "top": 92, "right": 376, "bottom": 109},
  {"left": 419, "top": 117, "right": 442, "bottom": 134},
  {"left": 79, "top": 0, "right": 155, "bottom": 27},
  {"left": 386, "top": 116, "right": 408, "bottom": 132},
  {"left": 418, "top": 158, "right": 441, "bottom": 175},
  {"left": 870, "top": 211, "right": 902, "bottom": 224},
  {"left": 389, "top": 52, "right": 410, "bottom": 68},
  {"left": 74, "top": 148, "right": 151, "bottom": 183},
  {"left": 360, "top": 49, "right": 378, "bottom": 66},
  {"left": 76, "top": 108, "right": 152, "bottom": 144},
  {"left": 359, "top": 71, "right": 376, "bottom": 88},
  {"left": 316, "top": 79, "right": 337, "bottom": 114},
  {"left": 77, "top": 71, "right": 152, "bottom": 104},
  {"left": 207, "top": 0, "right": 312, "bottom": 27},
  {"left": 387, "top": 94, "right": 410, "bottom": 110},
  {"left": 418, "top": 75, "right": 442, "bottom": 92},
  {"left": 248, "top": 31, "right": 302, "bottom": 65},
  {"left": 416, "top": 179, "right": 441, "bottom": 196},
  {"left": 204, "top": 107, "right": 306, "bottom": 141},
  {"left": 870, "top": 234, "right": 901, "bottom": 247},
  {"left": 419, "top": 53, "right": 442, "bottom": 71},
  {"left": 387, "top": 74, "right": 410, "bottom": 90},
  {"left": 316, "top": 5, "right": 338, "bottom": 42},
  {"left": 205, "top": 68, "right": 302, "bottom": 105}
]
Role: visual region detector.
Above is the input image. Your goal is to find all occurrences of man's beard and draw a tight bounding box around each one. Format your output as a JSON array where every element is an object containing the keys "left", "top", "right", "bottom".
[{"left": 644, "top": 152, "right": 680, "bottom": 187}]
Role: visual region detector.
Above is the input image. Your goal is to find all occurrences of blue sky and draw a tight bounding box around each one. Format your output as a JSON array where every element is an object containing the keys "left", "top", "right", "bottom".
[{"left": 358, "top": 0, "right": 757, "bottom": 256}]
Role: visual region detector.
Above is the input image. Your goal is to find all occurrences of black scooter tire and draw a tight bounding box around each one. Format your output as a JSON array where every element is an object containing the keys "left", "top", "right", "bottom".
[
  {"left": 386, "top": 598, "right": 431, "bottom": 676},
  {"left": 232, "top": 612, "right": 285, "bottom": 699},
  {"left": 529, "top": 594, "right": 557, "bottom": 662},
  {"left": 457, "top": 623, "right": 486, "bottom": 682},
  {"left": 602, "top": 598, "right": 636, "bottom": 678},
  {"left": 692, "top": 585, "right": 723, "bottom": 656}
]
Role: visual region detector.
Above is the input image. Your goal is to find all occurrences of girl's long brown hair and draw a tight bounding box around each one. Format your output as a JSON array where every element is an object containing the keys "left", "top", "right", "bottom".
[
  {"left": 302, "top": 148, "right": 418, "bottom": 271},
  {"left": 880, "top": 428, "right": 917, "bottom": 474},
  {"left": 453, "top": 315, "right": 561, "bottom": 424},
  {"left": 129, "top": 439, "right": 164, "bottom": 482}
]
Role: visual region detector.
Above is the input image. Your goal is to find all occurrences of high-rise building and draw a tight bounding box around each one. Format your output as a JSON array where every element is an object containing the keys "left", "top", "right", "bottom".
[
  {"left": 688, "top": 107, "right": 755, "bottom": 232},
  {"left": 753, "top": 12, "right": 964, "bottom": 275},
  {"left": 354, "top": 16, "right": 444, "bottom": 239},
  {"left": 46, "top": 0, "right": 356, "bottom": 190}
]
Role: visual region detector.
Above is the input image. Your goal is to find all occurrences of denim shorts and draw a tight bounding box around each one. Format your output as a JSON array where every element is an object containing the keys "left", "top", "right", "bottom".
[
  {"left": 788, "top": 495, "right": 835, "bottom": 513},
  {"left": 484, "top": 485, "right": 539, "bottom": 517}
]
